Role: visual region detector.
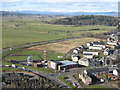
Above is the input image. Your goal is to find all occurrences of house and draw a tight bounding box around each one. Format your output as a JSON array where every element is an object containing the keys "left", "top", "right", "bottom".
[
  {"left": 93, "top": 45, "right": 106, "bottom": 49},
  {"left": 107, "top": 42, "right": 118, "bottom": 46},
  {"left": 83, "top": 51, "right": 99, "bottom": 56},
  {"left": 89, "top": 46, "right": 103, "bottom": 50},
  {"left": 79, "top": 72, "right": 92, "bottom": 85},
  {"left": 104, "top": 49, "right": 114, "bottom": 55},
  {"left": 86, "top": 43, "right": 93, "bottom": 47},
  {"left": 73, "top": 49, "right": 79, "bottom": 54},
  {"left": 113, "top": 69, "right": 120, "bottom": 76},
  {"left": 78, "top": 58, "right": 89, "bottom": 66},
  {"left": 58, "top": 60, "right": 79, "bottom": 70},
  {"left": 71, "top": 55, "right": 80, "bottom": 62},
  {"left": 86, "top": 67, "right": 109, "bottom": 74},
  {"left": 83, "top": 53, "right": 94, "bottom": 59}
]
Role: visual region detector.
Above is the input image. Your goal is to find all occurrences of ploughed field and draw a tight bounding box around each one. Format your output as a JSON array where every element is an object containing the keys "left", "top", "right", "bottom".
[{"left": 2, "top": 15, "right": 116, "bottom": 49}]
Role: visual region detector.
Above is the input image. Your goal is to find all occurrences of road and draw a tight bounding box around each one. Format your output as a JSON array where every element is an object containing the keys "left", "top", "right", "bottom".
[{"left": 2, "top": 36, "right": 84, "bottom": 53}]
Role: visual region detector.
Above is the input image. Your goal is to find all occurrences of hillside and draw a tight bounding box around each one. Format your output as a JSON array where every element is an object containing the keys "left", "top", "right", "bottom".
[
  {"left": 1, "top": 11, "right": 33, "bottom": 16},
  {"left": 46, "top": 15, "right": 118, "bottom": 26}
]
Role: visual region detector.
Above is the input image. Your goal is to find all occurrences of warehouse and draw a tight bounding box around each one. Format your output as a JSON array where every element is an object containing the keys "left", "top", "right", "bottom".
[{"left": 58, "top": 60, "right": 79, "bottom": 70}]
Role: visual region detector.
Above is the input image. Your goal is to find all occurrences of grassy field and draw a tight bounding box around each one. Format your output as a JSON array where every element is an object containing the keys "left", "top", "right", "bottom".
[
  {"left": 2, "top": 15, "right": 116, "bottom": 48},
  {"left": 3, "top": 49, "right": 64, "bottom": 61},
  {"left": 2, "top": 61, "right": 55, "bottom": 73},
  {"left": 3, "top": 37, "right": 99, "bottom": 61}
]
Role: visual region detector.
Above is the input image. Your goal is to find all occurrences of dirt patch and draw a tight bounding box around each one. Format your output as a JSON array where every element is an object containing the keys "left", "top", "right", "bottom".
[{"left": 28, "top": 38, "right": 101, "bottom": 53}]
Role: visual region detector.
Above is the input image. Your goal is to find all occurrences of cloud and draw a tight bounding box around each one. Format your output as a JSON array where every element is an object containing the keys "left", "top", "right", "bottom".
[
  {"left": 1, "top": 1, "right": 118, "bottom": 12},
  {"left": 1, "top": 0, "right": 119, "bottom": 2}
]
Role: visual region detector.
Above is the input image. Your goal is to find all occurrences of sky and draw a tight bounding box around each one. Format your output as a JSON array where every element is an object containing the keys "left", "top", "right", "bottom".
[{"left": 1, "top": 0, "right": 119, "bottom": 12}]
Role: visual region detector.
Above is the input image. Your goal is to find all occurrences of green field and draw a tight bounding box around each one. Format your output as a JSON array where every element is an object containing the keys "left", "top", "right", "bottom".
[
  {"left": 2, "top": 15, "right": 116, "bottom": 48},
  {"left": 3, "top": 49, "right": 64, "bottom": 61}
]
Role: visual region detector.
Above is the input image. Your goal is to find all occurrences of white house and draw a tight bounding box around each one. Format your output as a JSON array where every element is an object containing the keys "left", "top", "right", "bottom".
[
  {"left": 93, "top": 45, "right": 106, "bottom": 49},
  {"left": 11, "top": 64, "right": 16, "bottom": 68},
  {"left": 71, "top": 56, "right": 80, "bottom": 62},
  {"left": 86, "top": 43, "right": 93, "bottom": 47},
  {"left": 83, "top": 54, "right": 94, "bottom": 59},
  {"left": 107, "top": 42, "right": 117, "bottom": 45},
  {"left": 73, "top": 49, "right": 79, "bottom": 54},
  {"left": 78, "top": 58, "right": 89, "bottom": 66},
  {"left": 113, "top": 69, "right": 120, "bottom": 76},
  {"left": 89, "top": 46, "right": 103, "bottom": 50},
  {"left": 83, "top": 51, "right": 98, "bottom": 56}
]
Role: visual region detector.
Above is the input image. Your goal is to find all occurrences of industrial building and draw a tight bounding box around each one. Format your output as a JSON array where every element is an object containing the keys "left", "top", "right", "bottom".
[
  {"left": 48, "top": 60, "right": 79, "bottom": 70},
  {"left": 58, "top": 60, "right": 79, "bottom": 70}
]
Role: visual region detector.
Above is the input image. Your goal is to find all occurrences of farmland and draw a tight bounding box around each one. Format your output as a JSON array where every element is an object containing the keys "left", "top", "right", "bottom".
[
  {"left": 2, "top": 15, "right": 116, "bottom": 49},
  {"left": 3, "top": 37, "right": 99, "bottom": 61}
]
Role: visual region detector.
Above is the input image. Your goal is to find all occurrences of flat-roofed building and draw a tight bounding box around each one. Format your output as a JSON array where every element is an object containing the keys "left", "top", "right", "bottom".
[{"left": 58, "top": 60, "right": 79, "bottom": 70}]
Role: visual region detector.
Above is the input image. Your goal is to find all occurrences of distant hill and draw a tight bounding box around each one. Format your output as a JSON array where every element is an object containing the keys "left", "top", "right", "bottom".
[
  {"left": 1, "top": 11, "right": 33, "bottom": 16},
  {"left": 46, "top": 15, "right": 118, "bottom": 26},
  {"left": 1, "top": 11, "right": 118, "bottom": 16}
]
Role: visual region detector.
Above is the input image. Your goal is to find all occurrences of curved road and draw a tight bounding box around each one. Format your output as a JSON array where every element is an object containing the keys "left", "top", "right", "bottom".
[
  {"left": 2, "top": 36, "right": 85, "bottom": 88},
  {"left": 2, "top": 36, "right": 84, "bottom": 53}
]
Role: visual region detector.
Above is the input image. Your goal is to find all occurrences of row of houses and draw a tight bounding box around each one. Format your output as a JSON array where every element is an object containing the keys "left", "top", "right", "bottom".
[
  {"left": 79, "top": 67, "right": 120, "bottom": 85},
  {"left": 71, "top": 32, "right": 120, "bottom": 67}
]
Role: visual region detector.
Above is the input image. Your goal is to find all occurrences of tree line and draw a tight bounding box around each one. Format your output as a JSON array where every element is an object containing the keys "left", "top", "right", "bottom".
[{"left": 46, "top": 15, "right": 118, "bottom": 26}]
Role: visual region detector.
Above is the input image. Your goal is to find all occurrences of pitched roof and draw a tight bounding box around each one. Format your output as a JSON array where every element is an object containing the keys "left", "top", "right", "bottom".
[{"left": 86, "top": 67, "right": 109, "bottom": 73}]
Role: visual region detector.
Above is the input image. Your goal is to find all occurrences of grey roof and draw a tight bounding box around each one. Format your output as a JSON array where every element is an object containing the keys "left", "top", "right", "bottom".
[
  {"left": 116, "top": 69, "right": 120, "bottom": 73},
  {"left": 86, "top": 67, "right": 109, "bottom": 73},
  {"left": 59, "top": 60, "right": 78, "bottom": 66},
  {"left": 50, "top": 60, "right": 62, "bottom": 64}
]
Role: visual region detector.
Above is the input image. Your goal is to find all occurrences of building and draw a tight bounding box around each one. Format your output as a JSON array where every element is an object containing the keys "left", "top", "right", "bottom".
[
  {"left": 71, "top": 54, "right": 80, "bottom": 62},
  {"left": 79, "top": 71, "right": 92, "bottom": 85},
  {"left": 93, "top": 45, "right": 106, "bottom": 49},
  {"left": 71, "top": 56, "right": 80, "bottom": 62},
  {"left": 83, "top": 51, "right": 99, "bottom": 56},
  {"left": 107, "top": 42, "right": 118, "bottom": 45},
  {"left": 78, "top": 58, "right": 89, "bottom": 66},
  {"left": 83, "top": 53, "right": 94, "bottom": 59},
  {"left": 58, "top": 60, "right": 79, "bottom": 70},
  {"left": 73, "top": 49, "right": 79, "bottom": 54},
  {"left": 86, "top": 43, "right": 93, "bottom": 47},
  {"left": 86, "top": 67, "right": 109, "bottom": 74},
  {"left": 89, "top": 46, "right": 103, "bottom": 50},
  {"left": 113, "top": 69, "right": 120, "bottom": 76},
  {"left": 48, "top": 60, "right": 62, "bottom": 70},
  {"left": 104, "top": 49, "right": 114, "bottom": 55}
]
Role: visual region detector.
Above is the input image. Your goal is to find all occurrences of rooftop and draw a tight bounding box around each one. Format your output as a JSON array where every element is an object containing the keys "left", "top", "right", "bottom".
[{"left": 59, "top": 60, "right": 78, "bottom": 66}]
